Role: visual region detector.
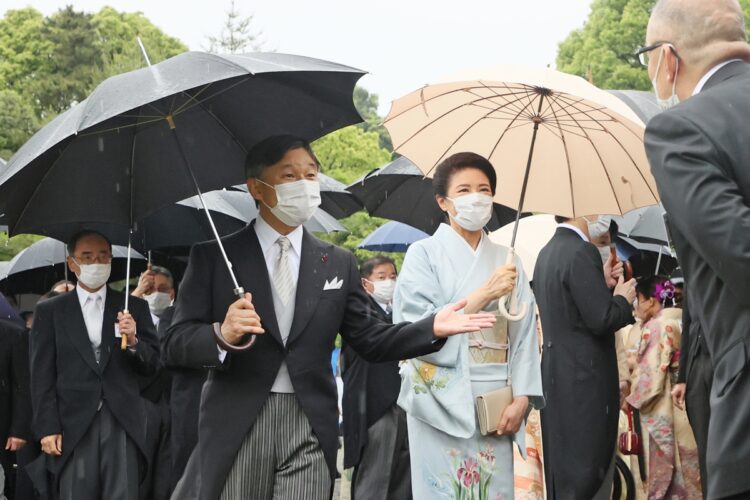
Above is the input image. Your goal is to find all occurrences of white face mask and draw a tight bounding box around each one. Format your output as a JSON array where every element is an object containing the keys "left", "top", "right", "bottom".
[
  {"left": 144, "top": 291, "right": 172, "bottom": 316},
  {"left": 257, "top": 179, "right": 321, "bottom": 227},
  {"left": 584, "top": 216, "right": 610, "bottom": 240},
  {"left": 367, "top": 279, "right": 396, "bottom": 304},
  {"left": 75, "top": 262, "right": 111, "bottom": 290},
  {"left": 447, "top": 193, "right": 494, "bottom": 231},
  {"left": 652, "top": 48, "right": 680, "bottom": 111}
]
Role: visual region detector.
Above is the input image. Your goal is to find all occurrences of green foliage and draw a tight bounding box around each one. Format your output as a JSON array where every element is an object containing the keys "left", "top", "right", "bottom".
[
  {"left": 0, "top": 90, "right": 38, "bottom": 159},
  {"left": 0, "top": 233, "right": 43, "bottom": 262},
  {"left": 557, "top": 0, "right": 750, "bottom": 90},
  {"left": 353, "top": 86, "right": 393, "bottom": 151},
  {"left": 313, "top": 126, "right": 391, "bottom": 185}
]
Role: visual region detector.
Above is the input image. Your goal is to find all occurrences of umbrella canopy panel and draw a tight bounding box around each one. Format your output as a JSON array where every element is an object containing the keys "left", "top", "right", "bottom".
[
  {"left": 359, "top": 221, "right": 429, "bottom": 252},
  {"left": 0, "top": 51, "right": 365, "bottom": 238}
]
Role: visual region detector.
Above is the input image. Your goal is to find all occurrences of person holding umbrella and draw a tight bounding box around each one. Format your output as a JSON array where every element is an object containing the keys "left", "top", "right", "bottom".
[
  {"left": 164, "top": 136, "right": 497, "bottom": 500},
  {"left": 29, "top": 230, "right": 160, "bottom": 500},
  {"left": 393, "top": 152, "right": 544, "bottom": 500}
]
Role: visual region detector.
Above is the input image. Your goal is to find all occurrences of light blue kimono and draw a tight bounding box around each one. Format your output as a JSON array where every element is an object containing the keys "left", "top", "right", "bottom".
[{"left": 394, "top": 224, "right": 544, "bottom": 500}]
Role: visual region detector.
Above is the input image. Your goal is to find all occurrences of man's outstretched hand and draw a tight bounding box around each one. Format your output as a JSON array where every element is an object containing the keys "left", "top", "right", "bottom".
[{"left": 433, "top": 299, "right": 497, "bottom": 339}]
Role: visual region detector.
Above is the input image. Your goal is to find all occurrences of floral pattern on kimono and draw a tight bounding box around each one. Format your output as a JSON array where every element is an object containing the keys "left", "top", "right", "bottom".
[{"left": 627, "top": 308, "right": 702, "bottom": 500}]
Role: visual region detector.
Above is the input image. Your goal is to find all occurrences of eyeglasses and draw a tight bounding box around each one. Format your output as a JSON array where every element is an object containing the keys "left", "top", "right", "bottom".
[
  {"left": 634, "top": 42, "right": 678, "bottom": 67},
  {"left": 73, "top": 254, "right": 113, "bottom": 265}
]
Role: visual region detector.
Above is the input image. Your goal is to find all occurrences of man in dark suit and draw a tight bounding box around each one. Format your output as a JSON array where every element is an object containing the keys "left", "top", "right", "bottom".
[
  {"left": 342, "top": 255, "right": 410, "bottom": 500},
  {"left": 1, "top": 311, "right": 30, "bottom": 500},
  {"left": 641, "top": 1, "right": 750, "bottom": 497},
  {"left": 30, "top": 230, "right": 160, "bottom": 500},
  {"left": 165, "top": 135, "right": 496, "bottom": 500},
  {"left": 533, "top": 215, "right": 636, "bottom": 500}
]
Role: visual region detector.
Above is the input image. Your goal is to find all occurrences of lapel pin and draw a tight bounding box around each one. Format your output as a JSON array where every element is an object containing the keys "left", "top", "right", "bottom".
[{"left": 321, "top": 253, "right": 328, "bottom": 264}]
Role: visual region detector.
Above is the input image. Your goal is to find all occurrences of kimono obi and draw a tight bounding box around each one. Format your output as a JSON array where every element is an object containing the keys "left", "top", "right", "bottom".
[{"left": 468, "top": 313, "right": 509, "bottom": 364}]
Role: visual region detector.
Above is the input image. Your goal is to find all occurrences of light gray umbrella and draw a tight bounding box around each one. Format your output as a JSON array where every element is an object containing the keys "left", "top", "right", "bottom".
[
  {"left": 607, "top": 90, "right": 661, "bottom": 125},
  {"left": 617, "top": 204, "right": 669, "bottom": 246}
]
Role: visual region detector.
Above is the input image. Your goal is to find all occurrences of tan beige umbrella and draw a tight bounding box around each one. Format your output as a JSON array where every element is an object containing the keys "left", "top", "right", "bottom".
[
  {"left": 489, "top": 214, "right": 558, "bottom": 278},
  {"left": 385, "top": 65, "right": 659, "bottom": 320}
]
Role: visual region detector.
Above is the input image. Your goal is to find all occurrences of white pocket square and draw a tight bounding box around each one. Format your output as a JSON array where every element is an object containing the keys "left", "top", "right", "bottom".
[{"left": 323, "top": 277, "right": 344, "bottom": 290}]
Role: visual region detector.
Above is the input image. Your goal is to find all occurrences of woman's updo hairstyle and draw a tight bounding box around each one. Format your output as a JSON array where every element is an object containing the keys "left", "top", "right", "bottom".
[{"left": 432, "top": 152, "right": 497, "bottom": 197}]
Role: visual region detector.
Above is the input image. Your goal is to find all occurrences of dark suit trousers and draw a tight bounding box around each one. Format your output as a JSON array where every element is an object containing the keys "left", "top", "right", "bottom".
[
  {"left": 686, "top": 336, "right": 711, "bottom": 499},
  {"left": 59, "top": 405, "right": 139, "bottom": 500}
]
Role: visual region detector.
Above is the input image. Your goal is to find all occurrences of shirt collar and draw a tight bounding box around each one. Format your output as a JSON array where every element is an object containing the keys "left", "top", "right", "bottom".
[
  {"left": 558, "top": 223, "right": 589, "bottom": 242},
  {"left": 254, "top": 214, "right": 304, "bottom": 257},
  {"left": 693, "top": 59, "right": 743, "bottom": 95},
  {"left": 76, "top": 284, "right": 107, "bottom": 309}
]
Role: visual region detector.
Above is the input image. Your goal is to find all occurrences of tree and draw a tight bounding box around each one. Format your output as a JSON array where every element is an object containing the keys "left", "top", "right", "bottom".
[
  {"left": 206, "top": 0, "right": 266, "bottom": 54},
  {"left": 0, "top": 90, "right": 38, "bottom": 159},
  {"left": 313, "top": 126, "right": 392, "bottom": 185},
  {"left": 557, "top": 0, "right": 750, "bottom": 90},
  {"left": 0, "top": 8, "right": 53, "bottom": 96},
  {"left": 353, "top": 86, "right": 393, "bottom": 151}
]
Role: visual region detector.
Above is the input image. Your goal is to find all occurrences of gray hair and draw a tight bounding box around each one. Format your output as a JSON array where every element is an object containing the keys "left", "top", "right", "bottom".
[
  {"left": 151, "top": 265, "right": 174, "bottom": 288},
  {"left": 650, "top": 0, "right": 746, "bottom": 65}
]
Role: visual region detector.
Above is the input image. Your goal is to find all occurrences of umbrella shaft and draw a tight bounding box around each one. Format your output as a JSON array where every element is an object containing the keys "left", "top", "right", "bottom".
[{"left": 510, "top": 94, "right": 546, "bottom": 249}]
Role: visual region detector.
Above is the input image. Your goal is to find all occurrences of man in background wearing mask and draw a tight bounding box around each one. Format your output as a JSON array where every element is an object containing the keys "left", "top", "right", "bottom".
[
  {"left": 132, "top": 266, "right": 176, "bottom": 500},
  {"left": 164, "top": 135, "right": 496, "bottom": 499},
  {"left": 29, "top": 230, "right": 159, "bottom": 500},
  {"left": 342, "top": 255, "right": 411, "bottom": 500},
  {"left": 533, "top": 215, "right": 637, "bottom": 500},
  {"left": 641, "top": 1, "right": 750, "bottom": 498}
]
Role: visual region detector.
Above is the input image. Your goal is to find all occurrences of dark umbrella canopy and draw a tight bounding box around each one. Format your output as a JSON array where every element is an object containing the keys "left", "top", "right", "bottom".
[
  {"left": 0, "top": 238, "right": 146, "bottom": 295},
  {"left": 607, "top": 90, "right": 661, "bottom": 125},
  {"left": 0, "top": 51, "right": 365, "bottom": 237},
  {"left": 347, "top": 156, "right": 521, "bottom": 234}
]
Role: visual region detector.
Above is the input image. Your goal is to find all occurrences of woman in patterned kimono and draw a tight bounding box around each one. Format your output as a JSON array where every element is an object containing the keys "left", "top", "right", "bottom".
[
  {"left": 627, "top": 277, "right": 702, "bottom": 499},
  {"left": 394, "top": 152, "right": 544, "bottom": 500}
]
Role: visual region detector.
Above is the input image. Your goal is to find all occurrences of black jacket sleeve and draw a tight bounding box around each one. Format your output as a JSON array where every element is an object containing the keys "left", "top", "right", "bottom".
[
  {"left": 677, "top": 304, "right": 691, "bottom": 384},
  {"left": 29, "top": 300, "right": 62, "bottom": 439},
  {"left": 567, "top": 244, "right": 635, "bottom": 335},
  {"left": 10, "top": 328, "right": 32, "bottom": 440}
]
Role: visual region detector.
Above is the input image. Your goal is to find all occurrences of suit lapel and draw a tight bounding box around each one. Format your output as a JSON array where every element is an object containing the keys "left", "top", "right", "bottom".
[
  {"left": 98, "top": 289, "right": 120, "bottom": 372},
  {"left": 231, "top": 223, "right": 283, "bottom": 346},
  {"left": 61, "top": 292, "right": 100, "bottom": 374},
  {"left": 287, "top": 230, "right": 330, "bottom": 345}
]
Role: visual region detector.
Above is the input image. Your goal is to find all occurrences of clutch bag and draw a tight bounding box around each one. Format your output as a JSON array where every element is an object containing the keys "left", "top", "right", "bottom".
[{"left": 476, "top": 385, "right": 513, "bottom": 436}]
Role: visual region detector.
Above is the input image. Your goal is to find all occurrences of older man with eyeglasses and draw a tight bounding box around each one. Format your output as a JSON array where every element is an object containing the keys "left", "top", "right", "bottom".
[
  {"left": 639, "top": 1, "right": 750, "bottom": 499},
  {"left": 28, "top": 230, "right": 160, "bottom": 500}
]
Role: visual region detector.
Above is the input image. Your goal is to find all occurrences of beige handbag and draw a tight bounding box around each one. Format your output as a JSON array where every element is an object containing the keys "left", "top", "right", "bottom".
[{"left": 474, "top": 316, "right": 514, "bottom": 436}]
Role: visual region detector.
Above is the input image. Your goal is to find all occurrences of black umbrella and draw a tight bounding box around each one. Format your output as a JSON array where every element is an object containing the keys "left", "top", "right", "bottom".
[
  {"left": 607, "top": 90, "right": 661, "bottom": 125},
  {"left": 230, "top": 172, "right": 362, "bottom": 219},
  {"left": 0, "top": 51, "right": 365, "bottom": 319},
  {"left": 347, "top": 156, "right": 521, "bottom": 234},
  {"left": 0, "top": 238, "right": 146, "bottom": 295}
]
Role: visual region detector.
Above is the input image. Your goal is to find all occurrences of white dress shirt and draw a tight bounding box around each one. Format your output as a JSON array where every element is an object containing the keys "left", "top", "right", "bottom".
[
  {"left": 217, "top": 215, "right": 304, "bottom": 364},
  {"left": 76, "top": 285, "right": 107, "bottom": 354},
  {"left": 558, "top": 223, "right": 589, "bottom": 242},
  {"left": 693, "top": 59, "right": 743, "bottom": 95}
]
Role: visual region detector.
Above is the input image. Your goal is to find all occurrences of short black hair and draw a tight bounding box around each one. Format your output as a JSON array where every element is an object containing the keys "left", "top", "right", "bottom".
[
  {"left": 67, "top": 230, "right": 112, "bottom": 256},
  {"left": 245, "top": 135, "right": 320, "bottom": 179},
  {"left": 360, "top": 255, "right": 397, "bottom": 279},
  {"left": 150, "top": 265, "right": 174, "bottom": 288},
  {"left": 432, "top": 152, "right": 497, "bottom": 197},
  {"left": 554, "top": 215, "right": 570, "bottom": 224}
]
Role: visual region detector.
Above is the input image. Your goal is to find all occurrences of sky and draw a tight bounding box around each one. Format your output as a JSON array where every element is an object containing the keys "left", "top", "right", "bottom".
[{"left": 3, "top": 0, "right": 594, "bottom": 114}]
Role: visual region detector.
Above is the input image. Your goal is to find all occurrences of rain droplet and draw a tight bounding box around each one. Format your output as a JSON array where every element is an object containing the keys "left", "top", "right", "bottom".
[
  {"left": 115, "top": 183, "right": 121, "bottom": 193},
  {"left": 98, "top": 136, "right": 105, "bottom": 152}
]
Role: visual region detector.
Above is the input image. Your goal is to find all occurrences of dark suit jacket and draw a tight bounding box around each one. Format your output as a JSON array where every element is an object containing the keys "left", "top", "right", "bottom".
[
  {"left": 160, "top": 305, "right": 208, "bottom": 490},
  {"left": 645, "top": 60, "right": 750, "bottom": 498},
  {"left": 341, "top": 295, "right": 401, "bottom": 469},
  {"left": 533, "top": 227, "right": 634, "bottom": 500},
  {"left": 0, "top": 319, "right": 31, "bottom": 445},
  {"left": 165, "top": 222, "right": 441, "bottom": 500},
  {"left": 29, "top": 288, "right": 159, "bottom": 479}
]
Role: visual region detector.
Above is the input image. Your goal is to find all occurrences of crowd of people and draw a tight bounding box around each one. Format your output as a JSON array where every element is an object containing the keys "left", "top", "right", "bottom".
[{"left": 1, "top": 0, "right": 749, "bottom": 499}]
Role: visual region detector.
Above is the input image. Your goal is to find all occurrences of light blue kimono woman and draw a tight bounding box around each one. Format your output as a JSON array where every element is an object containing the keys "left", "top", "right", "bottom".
[{"left": 393, "top": 153, "right": 544, "bottom": 500}]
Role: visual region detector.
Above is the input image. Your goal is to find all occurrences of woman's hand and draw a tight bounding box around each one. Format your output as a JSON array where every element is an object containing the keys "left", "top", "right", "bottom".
[
  {"left": 484, "top": 264, "right": 517, "bottom": 301},
  {"left": 496, "top": 395, "right": 528, "bottom": 436}
]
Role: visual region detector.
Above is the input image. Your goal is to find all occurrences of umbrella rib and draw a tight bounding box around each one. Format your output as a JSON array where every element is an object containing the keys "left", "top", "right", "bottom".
[
  {"left": 546, "top": 103, "right": 577, "bottom": 217},
  {"left": 471, "top": 84, "right": 529, "bottom": 116},
  {"left": 391, "top": 91, "right": 534, "bottom": 154},
  {"left": 552, "top": 94, "right": 659, "bottom": 203},
  {"left": 76, "top": 116, "right": 166, "bottom": 138},
  {"left": 485, "top": 88, "right": 541, "bottom": 165},
  {"left": 384, "top": 83, "right": 533, "bottom": 123},
  {"left": 547, "top": 92, "right": 623, "bottom": 215},
  {"left": 424, "top": 93, "right": 537, "bottom": 175}
]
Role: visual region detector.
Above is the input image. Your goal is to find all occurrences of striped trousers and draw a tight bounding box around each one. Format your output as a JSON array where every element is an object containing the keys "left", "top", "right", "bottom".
[{"left": 219, "top": 393, "right": 331, "bottom": 500}]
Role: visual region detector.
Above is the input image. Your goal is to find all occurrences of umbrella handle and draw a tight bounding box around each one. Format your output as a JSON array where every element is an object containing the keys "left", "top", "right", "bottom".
[
  {"left": 497, "top": 249, "right": 529, "bottom": 322},
  {"left": 120, "top": 310, "right": 129, "bottom": 351}
]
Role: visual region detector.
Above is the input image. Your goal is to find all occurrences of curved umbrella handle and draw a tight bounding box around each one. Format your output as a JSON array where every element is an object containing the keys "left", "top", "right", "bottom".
[{"left": 497, "top": 249, "right": 529, "bottom": 322}]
